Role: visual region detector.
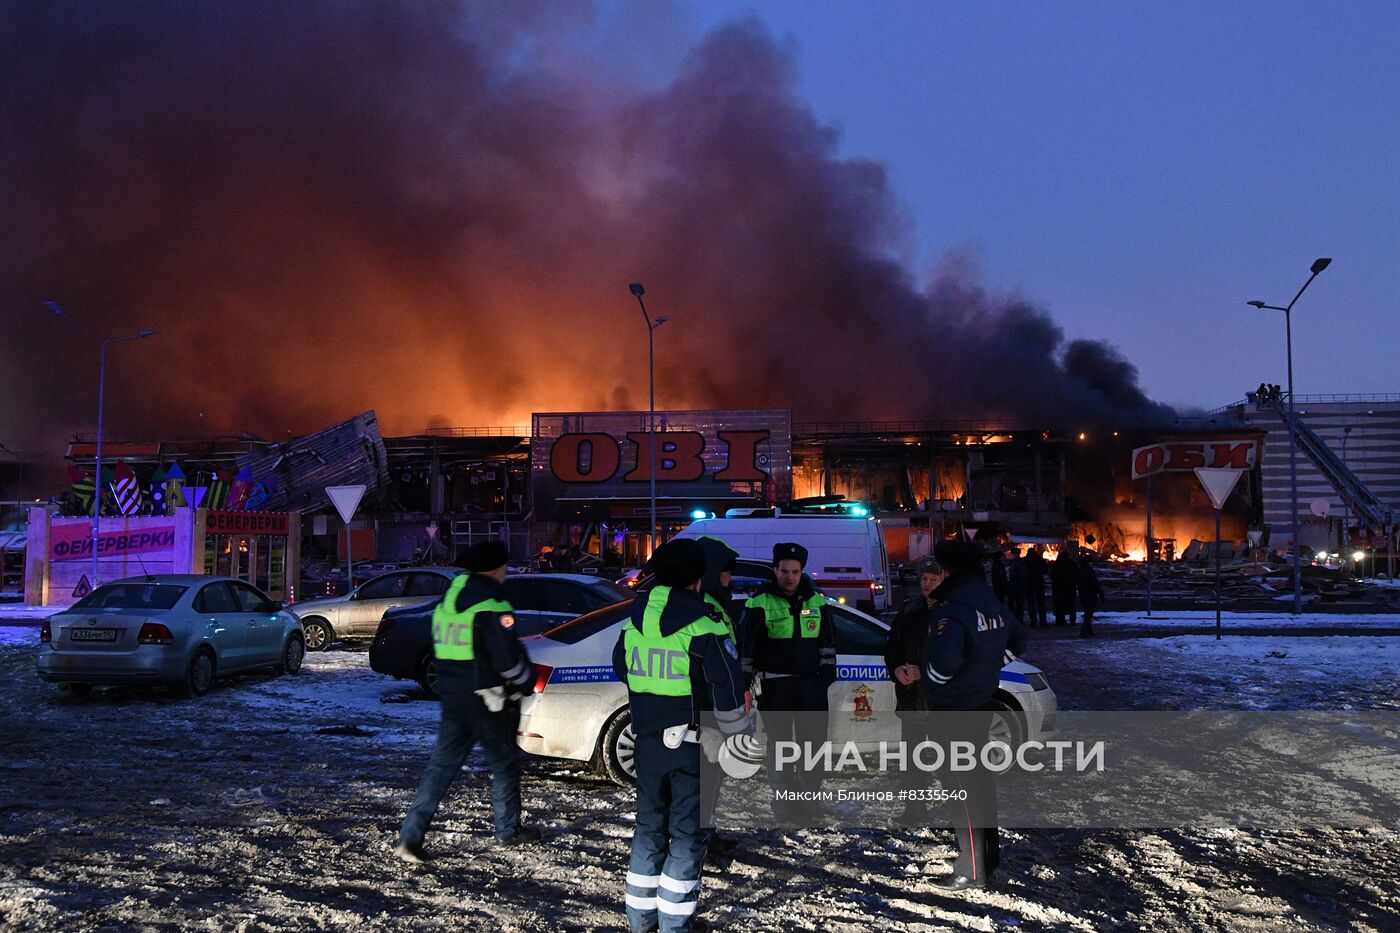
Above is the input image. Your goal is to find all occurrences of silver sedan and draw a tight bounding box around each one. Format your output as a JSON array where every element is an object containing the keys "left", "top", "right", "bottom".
[
  {"left": 290, "top": 566, "right": 461, "bottom": 650},
  {"left": 36, "top": 574, "right": 305, "bottom": 697}
]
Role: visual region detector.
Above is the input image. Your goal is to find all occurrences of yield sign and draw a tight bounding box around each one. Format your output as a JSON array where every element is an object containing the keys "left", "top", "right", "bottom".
[
  {"left": 1194, "top": 468, "right": 1244, "bottom": 511},
  {"left": 326, "top": 484, "right": 367, "bottom": 524}
]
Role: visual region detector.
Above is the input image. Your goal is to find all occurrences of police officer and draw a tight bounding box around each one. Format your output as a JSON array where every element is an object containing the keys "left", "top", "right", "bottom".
[
  {"left": 740, "top": 542, "right": 837, "bottom": 818},
  {"left": 696, "top": 535, "right": 741, "bottom": 642},
  {"left": 395, "top": 541, "right": 539, "bottom": 862},
  {"left": 920, "top": 540, "right": 1028, "bottom": 890},
  {"left": 883, "top": 554, "right": 947, "bottom": 825},
  {"left": 613, "top": 539, "right": 747, "bottom": 933},
  {"left": 694, "top": 534, "right": 748, "bottom": 864}
]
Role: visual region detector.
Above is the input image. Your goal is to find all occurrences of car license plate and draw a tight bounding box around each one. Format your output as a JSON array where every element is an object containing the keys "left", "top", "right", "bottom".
[{"left": 70, "top": 628, "right": 117, "bottom": 642}]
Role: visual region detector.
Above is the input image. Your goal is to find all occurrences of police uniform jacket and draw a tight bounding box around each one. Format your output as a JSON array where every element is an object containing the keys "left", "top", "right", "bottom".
[
  {"left": 433, "top": 574, "right": 535, "bottom": 697},
  {"left": 921, "top": 573, "right": 1029, "bottom": 711},
  {"left": 611, "top": 586, "right": 747, "bottom": 737},
  {"left": 738, "top": 577, "right": 837, "bottom": 684}
]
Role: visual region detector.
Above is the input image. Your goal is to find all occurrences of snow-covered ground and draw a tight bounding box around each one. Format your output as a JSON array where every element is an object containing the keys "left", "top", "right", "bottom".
[
  {"left": 1089, "top": 610, "right": 1400, "bottom": 631},
  {"left": 1, "top": 632, "right": 1397, "bottom": 930}
]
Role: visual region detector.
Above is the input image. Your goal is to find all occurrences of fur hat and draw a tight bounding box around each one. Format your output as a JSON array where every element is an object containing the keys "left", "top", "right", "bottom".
[
  {"left": 933, "top": 540, "right": 984, "bottom": 575},
  {"left": 460, "top": 540, "right": 509, "bottom": 573},
  {"left": 772, "top": 542, "right": 808, "bottom": 568},
  {"left": 649, "top": 539, "right": 707, "bottom": 588}
]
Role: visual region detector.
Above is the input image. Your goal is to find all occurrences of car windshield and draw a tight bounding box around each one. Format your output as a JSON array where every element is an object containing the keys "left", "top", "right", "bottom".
[
  {"left": 73, "top": 583, "right": 187, "bottom": 611},
  {"left": 541, "top": 601, "right": 632, "bottom": 645}
]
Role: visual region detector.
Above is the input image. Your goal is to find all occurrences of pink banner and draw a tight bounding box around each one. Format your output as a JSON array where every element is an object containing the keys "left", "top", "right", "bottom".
[{"left": 50, "top": 523, "right": 177, "bottom": 561}]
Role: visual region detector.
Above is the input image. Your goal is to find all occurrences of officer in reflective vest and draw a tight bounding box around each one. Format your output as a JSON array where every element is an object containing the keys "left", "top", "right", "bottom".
[
  {"left": 395, "top": 541, "right": 539, "bottom": 863},
  {"left": 739, "top": 542, "right": 837, "bottom": 818},
  {"left": 611, "top": 539, "right": 748, "bottom": 933},
  {"left": 694, "top": 534, "right": 749, "bottom": 865}
]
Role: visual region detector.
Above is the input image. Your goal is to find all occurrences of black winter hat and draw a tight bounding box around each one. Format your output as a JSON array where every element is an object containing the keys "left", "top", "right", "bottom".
[
  {"left": 460, "top": 540, "right": 510, "bottom": 573},
  {"left": 772, "top": 542, "right": 808, "bottom": 567},
  {"left": 650, "top": 539, "right": 707, "bottom": 588},
  {"left": 934, "top": 539, "right": 984, "bottom": 575}
]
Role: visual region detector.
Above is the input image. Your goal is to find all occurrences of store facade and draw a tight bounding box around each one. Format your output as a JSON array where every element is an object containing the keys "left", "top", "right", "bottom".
[{"left": 25, "top": 506, "right": 301, "bottom": 607}]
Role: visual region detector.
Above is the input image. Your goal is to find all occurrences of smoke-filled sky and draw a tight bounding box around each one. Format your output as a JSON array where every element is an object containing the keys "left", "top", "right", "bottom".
[{"left": 8, "top": 0, "right": 1392, "bottom": 474}]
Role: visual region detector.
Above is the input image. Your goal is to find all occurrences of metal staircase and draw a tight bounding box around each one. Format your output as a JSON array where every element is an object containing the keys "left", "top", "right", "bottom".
[{"left": 1273, "top": 407, "right": 1392, "bottom": 528}]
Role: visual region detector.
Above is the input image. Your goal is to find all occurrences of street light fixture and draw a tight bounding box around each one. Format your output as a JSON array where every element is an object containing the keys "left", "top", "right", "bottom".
[
  {"left": 629, "top": 283, "right": 666, "bottom": 558},
  {"left": 1245, "top": 256, "right": 1331, "bottom": 613},
  {"left": 44, "top": 301, "right": 157, "bottom": 590}
]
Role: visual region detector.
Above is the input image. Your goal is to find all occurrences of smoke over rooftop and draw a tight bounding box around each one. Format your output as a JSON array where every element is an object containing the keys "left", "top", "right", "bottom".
[{"left": 1, "top": 1, "right": 1172, "bottom": 465}]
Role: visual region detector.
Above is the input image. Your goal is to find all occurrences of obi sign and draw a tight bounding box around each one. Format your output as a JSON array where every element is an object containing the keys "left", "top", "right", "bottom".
[
  {"left": 531, "top": 410, "right": 792, "bottom": 518},
  {"left": 1131, "top": 436, "right": 1265, "bottom": 480}
]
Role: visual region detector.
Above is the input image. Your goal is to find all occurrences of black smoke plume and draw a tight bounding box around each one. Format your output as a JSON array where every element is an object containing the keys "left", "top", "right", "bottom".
[{"left": 0, "top": 1, "right": 1173, "bottom": 477}]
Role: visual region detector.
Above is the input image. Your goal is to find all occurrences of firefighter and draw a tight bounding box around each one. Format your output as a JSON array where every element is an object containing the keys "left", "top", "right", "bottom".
[
  {"left": 613, "top": 539, "right": 748, "bottom": 932},
  {"left": 920, "top": 540, "right": 1029, "bottom": 890},
  {"left": 395, "top": 541, "right": 539, "bottom": 863},
  {"left": 740, "top": 542, "right": 837, "bottom": 820}
]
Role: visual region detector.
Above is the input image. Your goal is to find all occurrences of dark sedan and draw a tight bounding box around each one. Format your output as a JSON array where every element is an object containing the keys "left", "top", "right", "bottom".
[{"left": 369, "top": 572, "right": 631, "bottom": 697}]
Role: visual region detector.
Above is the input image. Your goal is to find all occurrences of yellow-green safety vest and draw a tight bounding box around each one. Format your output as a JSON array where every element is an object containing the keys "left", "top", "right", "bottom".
[
  {"left": 746, "top": 590, "right": 825, "bottom": 640},
  {"left": 622, "top": 586, "right": 731, "bottom": 697},
  {"left": 704, "top": 592, "right": 738, "bottom": 642},
  {"left": 432, "top": 575, "right": 513, "bottom": 661}
]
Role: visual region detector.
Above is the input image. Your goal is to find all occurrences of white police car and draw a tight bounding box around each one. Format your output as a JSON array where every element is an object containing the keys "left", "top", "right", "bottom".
[{"left": 518, "top": 594, "right": 1056, "bottom": 784}]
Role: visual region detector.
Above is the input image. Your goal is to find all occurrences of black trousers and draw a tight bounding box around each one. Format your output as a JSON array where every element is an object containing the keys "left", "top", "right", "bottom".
[
  {"left": 1023, "top": 584, "right": 1046, "bottom": 626},
  {"left": 1005, "top": 587, "right": 1025, "bottom": 623},
  {"left": 758, "top": 675, "right": 829, "bottom": 796},
  {"left": 931, "top": 710, "right": 1000, "bottom": 882},
  {"left": 1081, "top": 599, "right": 1098, "bottom": 635},
  {"left": 1052, "top": 590, "right": 1077, "bottom": 626}
]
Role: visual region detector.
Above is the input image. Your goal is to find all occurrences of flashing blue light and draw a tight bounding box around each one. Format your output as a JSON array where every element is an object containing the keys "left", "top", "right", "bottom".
[
  {"left": 850, "top": 505, "right": 869, "bottom": 517},
  {"left": 690, "top": 509, "right": 708, "bottom": 520}
]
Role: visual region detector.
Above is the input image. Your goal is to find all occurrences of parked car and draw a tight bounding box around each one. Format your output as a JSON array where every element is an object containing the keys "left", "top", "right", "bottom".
[
  {"left": 369, "top": 573, "right": 633, "bottom": 697},
  {"left": 36, "top": 575, "right": 305, "bottom": 698},
  {"left": 291, "top": 566, "right": 462, "bottom": 650},
  {"left": 519, "top": 596, "right": 1056, "bottom": 784}
]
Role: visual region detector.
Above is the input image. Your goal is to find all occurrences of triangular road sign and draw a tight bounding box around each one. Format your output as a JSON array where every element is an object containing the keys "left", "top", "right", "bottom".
[
  {"left": 1194, "top": 467, "right": 1244, "bottom": 511},
  {"left": 73, "top": 575, "right": 92, "bottom": 598},
  {"left": 326, "top": 484, "right": 367, "bottom": 524}
]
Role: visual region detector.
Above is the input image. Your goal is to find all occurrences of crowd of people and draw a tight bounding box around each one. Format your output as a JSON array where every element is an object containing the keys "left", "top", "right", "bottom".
[
  {"left": 388, "top": 534, "right": 1077, "bottom": 931},
  {"left": 998, "top": 544, "right": 1104, "bottom": 637}
]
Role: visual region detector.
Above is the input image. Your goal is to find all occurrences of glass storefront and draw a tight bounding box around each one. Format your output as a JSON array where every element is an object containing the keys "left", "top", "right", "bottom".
[{"left": 200, "top": 510, "right": 298, "bottom": 601}]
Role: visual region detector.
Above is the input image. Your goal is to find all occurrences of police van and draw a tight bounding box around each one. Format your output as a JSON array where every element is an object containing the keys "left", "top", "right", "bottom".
[{"left": 675, "top": 508, "right": 891, "bottom": 611}]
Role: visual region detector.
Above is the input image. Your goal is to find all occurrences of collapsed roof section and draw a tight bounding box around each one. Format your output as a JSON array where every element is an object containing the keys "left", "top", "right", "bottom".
[{"left": 236, "top": 411, "right": 389, "bottom": 515}]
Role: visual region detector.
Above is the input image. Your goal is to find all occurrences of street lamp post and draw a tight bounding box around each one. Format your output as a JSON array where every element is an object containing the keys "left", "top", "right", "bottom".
[
  {"left": 629, "top": 284, "right": 667, "bottom": 557},
  {"left": 1247, "top": 256, "right": 1331, "bottom": 614},
  {"left": 45, "top": 302, "right": 156, "bottom": 589}
]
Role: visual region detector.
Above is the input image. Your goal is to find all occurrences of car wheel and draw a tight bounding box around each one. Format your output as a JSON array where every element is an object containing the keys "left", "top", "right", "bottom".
[
  {"left": 301, "top": 617, "right": 334, "bottom": 652},
  {"left": 179, "top": 649, "right": 215, "bottom": 698},
  {"left": 416, "top": 651, "right": 440, "bottom": 699},
  {"left": 599, "top": 708, "right": 638, "bottom": 786},
  {"left": 987, "top": 696, "right": 1027, "bottom": 769},
  {"left": 63, "top": 683, "right": 93, "bottom": 696},
  {"left": 275, "top": 634, "right": 305, "bottom": 675}
]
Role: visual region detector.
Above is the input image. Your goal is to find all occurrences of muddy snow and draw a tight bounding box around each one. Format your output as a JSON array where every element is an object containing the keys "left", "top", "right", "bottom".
[{"left": 2, "top": 623, "right": 1398, "bottom": 931}]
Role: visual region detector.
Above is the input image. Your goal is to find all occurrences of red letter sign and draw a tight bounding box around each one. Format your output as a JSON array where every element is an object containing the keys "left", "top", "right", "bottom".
[
  {"left": 714, "top": 430, "right": 771, "bottom": 481},
  {"left": 626, "top": 432, "right": 707, "bottom": 482},
  {"left": 550, "top": 434, "right": 621, "bottom": 483}
]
